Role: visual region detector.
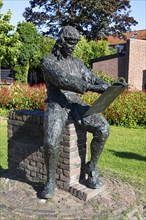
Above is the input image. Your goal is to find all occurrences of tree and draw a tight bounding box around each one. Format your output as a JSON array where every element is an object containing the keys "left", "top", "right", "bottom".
[
  {"left": 0, "top": 0, "right": 21, "bottom": 70},
  {"left": 29, "top": 35, "right": 55, "bottom": 85},
  {"left": 14, "top": 21, "right": 55, "bottom": 83},
  {"left": 23, "top": 0, "right": 138, "bottom": 40},
  {"left": 14, "top": 21, "right": 42, "bottom": 83},
  {"left": 39, "top": 35, "right": 55, "bottom": 58},
  {"left": 73, "top": 36, "right": 116, "bottom": 69}
]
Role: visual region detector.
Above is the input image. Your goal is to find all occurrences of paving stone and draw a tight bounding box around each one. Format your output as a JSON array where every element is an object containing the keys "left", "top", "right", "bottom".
[{"left": 0, "top": 174, "right": 145, "bottom": 220}]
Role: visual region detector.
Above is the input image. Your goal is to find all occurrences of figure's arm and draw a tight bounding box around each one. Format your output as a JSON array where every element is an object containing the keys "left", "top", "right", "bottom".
[
  {"left": 79, "top": 60, "right": 110, "bottom": 94},
  {"left": 41, "top": 57, "right": 89, "bottom": 94},
  {"left": 85, "top": 70, "right": 129, "bottom": 93}
]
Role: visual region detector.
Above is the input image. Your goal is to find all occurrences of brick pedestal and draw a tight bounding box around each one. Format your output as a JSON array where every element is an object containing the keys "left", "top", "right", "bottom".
[{"left": 8, "top": 110, "right": 100, "bottom": 201}]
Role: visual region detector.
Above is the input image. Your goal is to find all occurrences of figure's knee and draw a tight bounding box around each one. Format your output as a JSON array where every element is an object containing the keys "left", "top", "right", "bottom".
[
  {"left": 103, "top": 123, "right": 110, "bottom": 137},
  {"left": 44, "top": 143, "right": 60, "bottom": 154},
  {"left": 94, "top": 123, "right": 110, "bottom": 142}
]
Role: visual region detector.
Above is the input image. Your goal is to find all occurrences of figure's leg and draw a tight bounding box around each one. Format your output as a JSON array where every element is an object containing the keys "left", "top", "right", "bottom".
[
  {"left": 41, "top": 104, "right": 68, "bottom": 199},
  {"left": 82, "top": 114, "right": 110, "bottom": 188},
  {"left": 41, "top": 147, "right": 59, "bottom": 199}
]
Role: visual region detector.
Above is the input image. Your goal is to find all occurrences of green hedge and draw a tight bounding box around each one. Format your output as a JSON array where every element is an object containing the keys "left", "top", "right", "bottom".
[
  {"left": 104, "top": 90, "right": 146, "bottom": 128},
  {"left": 80, "top": 90, "right": 146, "bottom": 128},
  {"left": 0, "top": 83, "right": 145, "bottom": 128},
  {"left": 0, "top": 83, "right": 46, "bottom": 111}
]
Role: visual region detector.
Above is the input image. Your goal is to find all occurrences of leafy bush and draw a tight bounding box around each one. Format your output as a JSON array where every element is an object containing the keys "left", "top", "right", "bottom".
[
  {"left": 103, "top": 90, "right": 146, "bottom": 128},
  {"left": 0, "top": 83, "right": 46, "bottom": 111},
  {"left": 94, "top": 71, "right": 115, "bottom": 84},
  {"left": 0, "top": 83, "right": 145, "bottom": 128},
  {"left": 80, "top": 90, "right": 146, "bottom": 128},
  {"left": 0, "top": 108, "right": 9, "bottom": 117}
]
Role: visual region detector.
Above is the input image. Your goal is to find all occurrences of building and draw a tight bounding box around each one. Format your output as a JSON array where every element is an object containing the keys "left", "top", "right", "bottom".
[
  {"left": 106, "top": 29, "right": 146, "bottom": 52},
  {"left": 92, "top": 30, "right": 146, "bottom": 91},
  {"left": 0, "top": 67, "right": 13, "bottom": 84}
]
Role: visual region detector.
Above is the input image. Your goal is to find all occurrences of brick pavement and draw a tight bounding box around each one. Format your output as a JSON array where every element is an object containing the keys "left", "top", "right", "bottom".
[{"left": 0, "top": 171, "right": 145, "bottom": 220}]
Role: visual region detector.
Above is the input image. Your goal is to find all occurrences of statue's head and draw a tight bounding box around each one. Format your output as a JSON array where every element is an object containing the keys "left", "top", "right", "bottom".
[
  {"left": 53, "top": 26, "right": 80, "bottom": 58},
  {"left": 59, "top": 26, "right": 80, "bottom": 43}
]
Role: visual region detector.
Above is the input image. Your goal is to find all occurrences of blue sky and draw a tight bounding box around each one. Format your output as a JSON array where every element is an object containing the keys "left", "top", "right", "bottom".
[{"left": 1, "top": 0, "right": 146, "bottom": 31}]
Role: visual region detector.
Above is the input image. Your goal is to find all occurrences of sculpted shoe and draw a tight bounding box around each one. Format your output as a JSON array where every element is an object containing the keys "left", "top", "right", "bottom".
[
  {"left": 88, "top": 170, "right": 100, "bottom": 189},
  {"left": 84, "top": 162, "right": 100, "bottom": 189},
  {"left": 41, "top": 182, "right": 55, "bottom": 199}
]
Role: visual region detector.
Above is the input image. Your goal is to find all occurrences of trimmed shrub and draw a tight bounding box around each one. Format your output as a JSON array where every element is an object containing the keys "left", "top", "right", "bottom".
[
  {"left": 94, "top": 71, "right": 115, "bottom": 84},
  {"left": 103, "top": 90, "right": 146, "bottom": 128},
  {"left": 0, "top": 83, "right": 145, "bottom": 128},
  {"left": 0, "top": 83, "right": 46, "bottom": 111},
  {"left": 80, "top": 90, "right": 146, "bottom": 128}
]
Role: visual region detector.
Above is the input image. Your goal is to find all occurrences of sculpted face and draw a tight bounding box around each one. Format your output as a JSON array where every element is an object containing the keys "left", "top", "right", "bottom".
[
  {"left": 61, "top": 37, "right": 79, "bottom": 57},
  {"left": 59, "top": 26, "right": 80, "bottom": 57}
]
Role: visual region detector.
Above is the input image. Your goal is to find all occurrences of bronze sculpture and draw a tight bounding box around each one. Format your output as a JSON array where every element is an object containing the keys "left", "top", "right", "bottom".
[{"left": 41, "top": 26, "right": 110, "bottom": 199}]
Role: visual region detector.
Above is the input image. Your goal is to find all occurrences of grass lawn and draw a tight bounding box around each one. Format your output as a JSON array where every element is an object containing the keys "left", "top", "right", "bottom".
[
  {"left": 88, "top": 126, "right": 146, "bottom": 187},
  {"left": 0, "top": 117, "right": 145, "bottom": 187},
  {"left": 0, "top": 117, "right": 8, "bottom": 169}
]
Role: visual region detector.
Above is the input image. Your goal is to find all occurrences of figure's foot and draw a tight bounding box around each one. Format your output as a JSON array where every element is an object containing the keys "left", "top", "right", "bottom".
[
  {"left": 41, "top": 183, "right": 55, "bottom": 199},
  {"left": 88, "top": 170, "right": 100, "bottom": 189},
  {"left": 84, "top": 162, "right": 100, "bottom": 189}
]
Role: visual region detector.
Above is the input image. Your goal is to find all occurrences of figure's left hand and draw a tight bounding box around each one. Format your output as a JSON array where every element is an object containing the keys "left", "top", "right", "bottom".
[{"left": 112, "top": 81, "right": 128, "bottom": 88}]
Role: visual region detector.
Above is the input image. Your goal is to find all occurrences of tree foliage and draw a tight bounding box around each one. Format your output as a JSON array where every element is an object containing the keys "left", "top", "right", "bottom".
[
  {"left": 13, "top": 21, "right": 55, "bottom": 83},
  {"left": 73, "top": 36, "right": 116, "bottom": 68},
  {"left": 17, "top": 22, "right": 42, "bottom": 67},
  {"left": 13, "top": 21, "right": 42, "bottom": 82},
  {"left": 39, "top": 36, "right": 55, "bottom": 58},
  {"left": 23, "top": 0, "right": 138, "bottom": 40},
  {"left": 0, "top": 0, "right": 21, "bottom": 66}
]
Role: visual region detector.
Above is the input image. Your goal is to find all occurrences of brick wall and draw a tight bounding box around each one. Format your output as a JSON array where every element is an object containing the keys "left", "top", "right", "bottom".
[
  {"left": 8, "top": 110, "right": 87, "bottom": 191},
  {"left": 92, "top": 53, "right": 127, "bottom": 81},
  {"left": 127, "top": 39, "right": 146, "bottom": 90},
  {"left": 92, "top": 39, "right": 146, "bottom": 91}
]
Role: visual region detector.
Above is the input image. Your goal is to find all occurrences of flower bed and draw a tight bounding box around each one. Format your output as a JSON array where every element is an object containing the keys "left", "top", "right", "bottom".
[
  {"left": 0, "top": 82, "right": 46, "bottom": 111},
  {"left": 0, "top": 83, "right": 145, "bottom": 128}
]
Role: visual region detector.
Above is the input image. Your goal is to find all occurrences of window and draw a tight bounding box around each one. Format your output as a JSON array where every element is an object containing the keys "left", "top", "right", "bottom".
[{"left": 130, "top": 34, "right": 138, "bottom": 38}]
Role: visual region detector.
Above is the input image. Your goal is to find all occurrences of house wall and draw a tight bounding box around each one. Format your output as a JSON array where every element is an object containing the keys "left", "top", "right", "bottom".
[
  {"left": 127, "top": 39, "right": 146, "bottom": 90},
  {"left": 92, "top": 54, "right": 127, "bottom": 81},
  {"left": 92, "top": 39, "right": 146, "bottom": 91}
]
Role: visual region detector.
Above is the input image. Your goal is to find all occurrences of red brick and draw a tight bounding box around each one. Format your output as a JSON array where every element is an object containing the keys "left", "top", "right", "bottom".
[
  {"left": 63, "top": 170, "right": 70, "bottom": 177},
  {"left": 37, "top": 162, "right": 43, "bottom": 169},
  {"left": 60, "top": 174, "right": 69, "bottom": 182},
  {"left": 57, "top": 180, "right": 63, "bottom": 188},
  {"left": 60, "top": 152, "right": 69, "bottom": 159},
  {"left": 63, "top": 146, "right": 70, "bottom": 153},
  {"left": 63, "top": 182, "right": 70, "bottom": 190},
  {"left": 30, "top": 161, "right": 36, "bottom": 166},
  {"left": 70, "top": 168, "right": 80, "bottom": 176},
  {"left": 31, "top": 171, "right": 36, "bottom": 177},
  {"left": 60, "top": 164, "right": 70, "bottom": 171},
  {"left": 55, "top": 173, "right": 59, "bottom": 180},
  {"left": 56, "top": 168, "right": 63, "bottom": 175},
  {"left": 63, "top": 158, "right": 69, "bottom": 164}
]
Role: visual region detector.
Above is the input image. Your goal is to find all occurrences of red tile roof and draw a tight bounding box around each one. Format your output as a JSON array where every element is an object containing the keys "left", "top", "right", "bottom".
[{"left": 106, "top": 29, "right": 146, "bottom": 46}]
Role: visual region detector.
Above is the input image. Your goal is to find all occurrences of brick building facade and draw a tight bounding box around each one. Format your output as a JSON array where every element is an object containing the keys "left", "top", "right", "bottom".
[
  {"left": 92, "top": 38, "right": 146, "bottom": 91},
  {"left": 91, "top": 53, "right": 127, "bottom": 81},
  {"left": 127, "top": 39, "right": 146, "bottom": 91}
]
